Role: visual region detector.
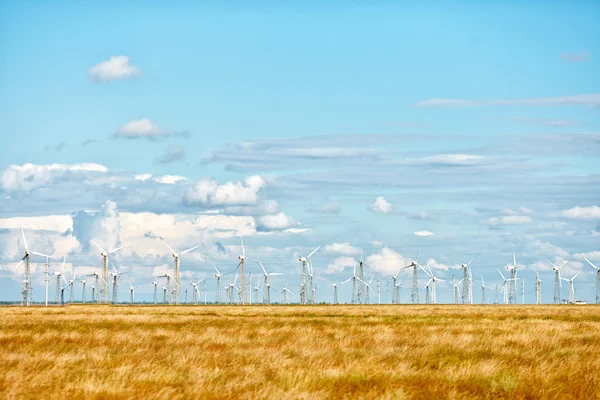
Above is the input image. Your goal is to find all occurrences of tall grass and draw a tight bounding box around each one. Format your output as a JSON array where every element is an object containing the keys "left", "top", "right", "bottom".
[{"left": 1, "top": 305, "right": 599, "bottom": 399}]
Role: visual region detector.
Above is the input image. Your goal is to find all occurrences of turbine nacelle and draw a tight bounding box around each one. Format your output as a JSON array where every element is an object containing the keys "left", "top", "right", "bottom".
[{"left": 239, "top": 255, "right": 245, "bottom": 261}]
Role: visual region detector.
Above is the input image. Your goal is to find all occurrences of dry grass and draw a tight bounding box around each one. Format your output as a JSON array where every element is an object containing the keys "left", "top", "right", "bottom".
[{"left": 1, "top": 305, "right": 600, "bottom": 399}]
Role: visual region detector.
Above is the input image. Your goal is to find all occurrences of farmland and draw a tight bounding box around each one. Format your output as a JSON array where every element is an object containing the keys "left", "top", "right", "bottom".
[{"left": 1, "top": 305, "right": 600, "bottom": 399}]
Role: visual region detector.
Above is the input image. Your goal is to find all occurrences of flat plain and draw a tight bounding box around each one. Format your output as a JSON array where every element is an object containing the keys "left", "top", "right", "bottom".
[{"left": 1, "top": 305, "right": 600, "bottom": 399}]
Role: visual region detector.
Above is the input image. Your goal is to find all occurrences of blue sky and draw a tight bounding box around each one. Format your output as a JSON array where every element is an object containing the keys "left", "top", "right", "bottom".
[{"left": 0, "top": 1, "right": 599, "bottom": 304}]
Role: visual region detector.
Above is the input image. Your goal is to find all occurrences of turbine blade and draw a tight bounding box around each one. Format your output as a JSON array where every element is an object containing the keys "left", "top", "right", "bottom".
[
  {"left": 417, "top": 263, "right": 432, "bottom": 277},
  {"left": 415, "top": 249, "right": 421, "bottom": 263},
  {"left": 21, "top": 228, "right": 29, "bottom": 251},
  {"left": 12, "top": 260, "right": 23, "bottom": 272},
  {"left": 584, "top": 257, "right": 599, "bottom": 270},
  {"left": 240, "top": 236, "right": 245, "bottom": 257},
  {"left": 546, "top": 260, "right": 558, "bottom": 268},
  {"left": 180, "top": 245, "right": 199, "bottom": 255},
  {"left": 258, "top": 260, "right": 267, "bottom": 275},
  {"left": 91, "top": 240, "right": 105, "bottom": 253},
  {"left": 307, "top": 245, "right": 321, "bottom": 259},
  {"left": 213, "top": 263, "right": 221, "bottom": 274},
  {"left": 163, "top": 242, "right": 176, "bottom": 254},
  {"left": 109, "top": 245, "right": 125, "bottom": 254},
  {"left": 468, "top": 253, "right": 481, "bottom": 266},
  {"left": 513, "top": 252, "right": 516, "bottom": 267},
  {"left": 573, "top": 271, "right": 581, "bottom": 280},
  {"left": 560, "top": 260, "right": 571, "bottom": 269},
  {"left": 31, "top": 251, "right": 53, "bottom": 258},
  {"left": 61, "top": 256, "right": 67, "bottom": 272}
]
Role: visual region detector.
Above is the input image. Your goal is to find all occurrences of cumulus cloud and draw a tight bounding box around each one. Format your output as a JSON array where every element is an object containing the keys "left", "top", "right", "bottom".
[
  {"left": 88, "top": 56, "right": 141, "bottom": 82},
  {"left": 414, "top": 231, "right": 433, "bottom": 237},
  {"left": 1, "top": 163, "right": 108, "bottom": 192},
  {"left": 414, "top": 93, "right": 600, "bottom": 108},
  {"left": 488, "top": 216, "right": 533, "bottom": 226},
  {"left": 369, "top": 196, "right": 392, "bottom": 214},
  {"left": 561, "top": 205, "right": 600, "bottom": 220},
  {"left": 365, "top": 248, "right": 409, "bottom": 276},
  {"left": 185, "top": 175, "right": 266, "bottom": 207},
  {"left": 323, "top": 242, "right": 361, "bottom": 255},
  {"left": 155, "top": 145, "right": 185, "bottom": 164},
  {"left": 257, "top": 212, "right": 296, "bottom": 231},
  {"left": 326, "top": 256, "right": 356, "bottom": 274},
  {"left": 307, "top": 203, "right": 341, "bottom": 215},
  {"left": 113, "top": 119, "right": 188, "bottom": 140}
]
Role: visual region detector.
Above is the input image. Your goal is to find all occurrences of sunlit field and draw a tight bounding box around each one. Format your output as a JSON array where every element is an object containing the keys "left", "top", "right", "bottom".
[{"left": 1, "top": 305, "right": 599, "bottom": 399}]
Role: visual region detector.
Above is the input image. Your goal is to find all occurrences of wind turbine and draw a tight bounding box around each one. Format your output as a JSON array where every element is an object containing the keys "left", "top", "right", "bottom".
[
  {"left": 497, "top": 269, "right": 518, "bottom": 305},
  {"left": 332, "top": 282, "right": 339, "bottom": 304},
  {"left": 127, "top": 281, "right": 143, "bottom": 304},
  {"left": 479, "top": 276, "right": 494, "bottom": 304},
  {"left": 12, "top": 229, "right": 38, "bottom": 306},
  {"left": 152, "top": 280, "right": 158, "bottom": 304},
  {"left": 163, "top": 241, "right": 199, "bottom": 305},
  {"left": 450, "top": 276, "right": 463, "bottom": 304},
  {"left": 80, "top": 278, "right": 87, "bottom": 304},
  {"left": 418, "top": 263, "right": 444, "bottom": 304},
  {"left": 236, "top": 236, "right": 248, "bottom": 305},
  {"left": 535, "top": 269, "right": 541, "bottom": 305},
  {"left": 110, "top": 264, "right": 127, "bottom": 304},
  {"left": 67, "top": 269, "right": 77, "bottom": 303},
  {"left": 584, "top": 258, "right": 600, "bottom": 304},
  {"left": 561, "top": 272, "right": 581, "bottom": 304},
  {"left": 191, "top": 277, "right": 206, "bottom": 305},
  {"left": 341, "top": 262, "right": 360, "bottom": 304},
  {"left": 212, "top": 264, "right": 223, "bottom": 304},
  {"left": 357, "top": 252, "right": 366, "bottom": 304},
  {"left": 91, "top": 239, "right": 125, "bottom": 304},
  {"left": 255, "top": 260, "right": 282, "bottom": 305},
  {"left": 281, "top": 283, "right": 293, "bottom": 304},
  {"left": 455, "top": 253, "right": 480, "bottom": 304},
  {"left": 28, "top": 248, "right": 55, "bottom": 307},
  {"left": 295, "top": 245, "right": 321, "bottom": 305},
  {"left": 547, "top": 260, "right": 570, "bottom": 304},
  {"left": 400, "top": 250, "right": 422, "bottom": 304},
  {"left": 505, "top": 253, "right": 522, "bottom": 304},
  {"left": 53, "top": 256, "right": 68, "bottom": 304}
]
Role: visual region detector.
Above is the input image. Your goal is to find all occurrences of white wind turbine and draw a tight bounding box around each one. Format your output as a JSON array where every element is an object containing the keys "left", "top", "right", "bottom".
[
  {"left": 584, "top": 258, "right": 600, "bottom": 304},
  {"left": 110, "top": 264, "right": 127, "bottom": 304},
  {"left": 295, "top": 245, "right": 321, "bottom": 305},
  {"left": 332, "top": 282, "right": 339, "bottom": 304},
  {"left": 12, "top": 229, "right": 43, "bottom": 306},
  {"left": 561, "top": 272, "right": 581, "bottom": 304},
  {"left": 80, "top": 278, "right": 87, "bottom": 304},
  {"left": 450, "top": 276, "right": 463, "bottom": 304},
  {"left": 281, "top": 283, "right": 293, "bottom": 304},
  {"left": 236, "top": 236, "right": 248, "bottom": 305},
  {"left": 91, "top": 239, "right": 125, "bottom": 304},
  {"left": 547, "top": 260, "right": 570, "bottom": 304},
  {"left": 27, "top": 248, "right": 55, "bottom": 307},
  {"left": 454, "top": 253, "right": 480, "bottom": 304},
  {"left": 213, "top": 264, "right": 223, "bottom": 304},
  {"left": 362, "top": 277, "right": 376, "bottom": 304},
  {"left": 479, "top": 276, "right": 494, "bottom": 304},
  {"left": 163, "top": 242, "right": 199, "bottom": 305},
  {"left": 53, "top": 256, "right": 68, "bottom": 304},
  {"left": 152, "top": 280, "right": 158, "bottom": 304},
  {"left": 255, "top": 260, "right": 282, "bottom": 305},
  {"left": 341, "top": 262, "right": 359, "bottom": 304},
  {"left": 497, "top": 269, "right": 518, "bottom": 305},
  {"left": 127, "top": 281, "right": 143, "bottom": 304},
  {"left": 191, "top": 277, "right": 206, "bottom": 305},
  {"left": 505, "top": 253, "right": 523, "bottom": 304},
  {"left": 67, "top": 269, "right": 77, "bottom": 303},
  {"left": 418, "top": 263, "right": 444, "bottom": 304}
]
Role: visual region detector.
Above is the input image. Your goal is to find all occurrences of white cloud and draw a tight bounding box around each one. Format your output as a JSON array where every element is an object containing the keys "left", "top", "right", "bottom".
[
  {"left": 370, "top": 240, "right": 383, "bottom": 248},
  {"left": 155, "top": 146, "right": 185, "bottom": 164},
  {"left": 326, "top": 256, "right": 356, "bottom": 274},
  {"left": 114, "top": 119, "right": 172, "bottom": 140},
  {"left": 88, "top": 56, "right": 141, "bottom": 82},
  {"left": 365, "top": 248, "right": 409, "bottom": 276},
  {"left": 154, "top": 175, "right": 187, "bottom": 185},
  {"left": 257, "top": 212, "right": 296, "bottom": 231},
  {"left": 414, "top": 94, "right": 600, "bottom": 108},
  {"left": 414, "top": 231, "right": 433, "bottom": 237},
  {"left": 423, "top": 258, "right": 450, "bottom": 271},
  {"left": 185, "top": 175, "right": 266, "bottom": 206},
  {"left": 369, "top": 196, "right": 392, "bottom": 214},
  {"left": 561, "top": 205, "right": 600, "bottom": 220},
  {"left": 0, "top": 215, "right": 72, "bottom": 232},
  {"left": 135, "top": 173, "right": 152, "bottom": 181},
  {"left": 404, "top": 154, "right": 488, "bottom": 166},
  {"left": 488, "top": 216, "right": 533, "bottom": 226},
  {"left": 573, "top": 251, "right": 600, "bottom": 262},
  {"left": 502, "top": 207, "right": 533, "bottom": 216},
  {"left": 323, "top": 242, "right": 360, "bottom": 255},
  {"left": 1, "top": 163, "right": 108, "bottom": 191}
]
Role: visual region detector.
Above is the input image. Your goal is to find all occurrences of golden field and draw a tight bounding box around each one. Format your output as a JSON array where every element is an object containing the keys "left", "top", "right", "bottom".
[{"left": 1, "top": 305, "right": 600, "bottom": 399}]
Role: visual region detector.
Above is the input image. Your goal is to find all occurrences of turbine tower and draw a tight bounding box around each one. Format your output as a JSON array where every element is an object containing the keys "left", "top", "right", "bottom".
[
  {"left": 110, "top": 264, "right": 127, "bottom": 304},
  {"left": 281, "top": 283, "right": 293, "bottom": 304},
  {"left": 163, "top": 241, "right": 199, "bottom": 305},
  {"left": 357, "top": 253, "right": 365, "bottom": 304},
  {"left": 29, "top": 251, "right": 55, "bottom": 307},
  {"left": 13, "top": 229, "right": 37, "bottom": 306},
  {"left": 152, "top": 281, "right": 158, "bottom": 304},
  {"left": 81, "top": 279, "right": 87, "bottom": 304},
  {"left": 450, "top": 276, "right": 463, "bottom": 304},
  {"left": 401, "top": 250, "right": 422, "bottom": 304},
  {"left": 377, "top": 276, "right": 381, "bottom": 305},
  {"left": 535, "top": 271, "right": 541, "bottom": 304},
  {"left": 91, "top": 239, "right": 125, "bottom": 304},
  {"left": 213, "top": 264, "right": 223, "bottom": 304},
  {"left": 128, "top": 281, "right": 141, "bottom": 304},
  {"left": 255, "top": 260, "right": 282, "bottom": 305},
  {"left": 497, "top": 269, "right": 518, "bottom": 305},
  {"left": 506, "top": 253, "right": 521, "bottom": 304},
  {"left": 295, "top": 245, "right": 321, "bottom": 305},
  {"left": 54, "top": 256, "right": 67, "bottom": 304},
  {"left": 237, "top": 236, "right": 247, "bottom": 305},
  {"left": 67, "top": 270, "right": 77, "bottom": 303},
  {"left": 332, "top": 282, "right": 339, "bottom": 304},
  {"left": 584, "top": 258, "right": 600, "bottom": 304},
  {"left": 547, "top": 260, "right": 570, "bottom": 304},
  {"left": 455, "top": 253, "right": 480, "bottom": 304}
]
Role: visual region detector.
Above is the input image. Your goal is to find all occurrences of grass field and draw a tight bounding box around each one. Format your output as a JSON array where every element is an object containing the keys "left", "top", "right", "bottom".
[{"left": 1, "top": 305, "right": 600, "bottom": 399}]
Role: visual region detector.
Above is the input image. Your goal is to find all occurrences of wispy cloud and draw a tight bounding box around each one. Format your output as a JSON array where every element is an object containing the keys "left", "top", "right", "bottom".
[
  {"left": 414, "top": 94, "right": 600, "bottom": 108},
  {"left": 307, "top": 203, "right": 342, "bottom": 215},
  {"left": 497, "top": 117, "right": 580, "bottom": 128},
  {"left": 155, "top": 145, "right": 185, "bottom": 164},
  {"left": 114, "top": 119, "right": 189, "bottom": 140}
]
